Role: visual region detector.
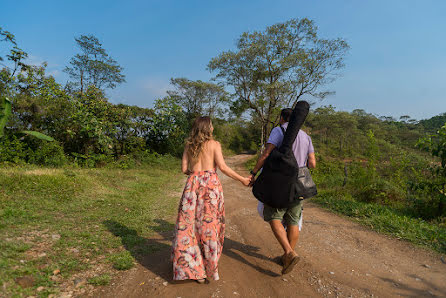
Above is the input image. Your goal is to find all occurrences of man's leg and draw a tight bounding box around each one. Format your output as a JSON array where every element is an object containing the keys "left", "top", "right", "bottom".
[
  {"left": 264, "top": 205, "right": 300, "bottom": 274},
  {"left": 269, "top": 220, "right": 293, "bottom": 255},
  {"left": 287, "top": 225, "right": 299, "bottom": 251},
  {"left": 284, "top": 200, "right": 303, "bottom": 251}
]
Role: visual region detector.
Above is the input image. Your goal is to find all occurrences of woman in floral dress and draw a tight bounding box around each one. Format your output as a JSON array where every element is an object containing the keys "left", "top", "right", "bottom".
[{"left": 172, "top": 116, "right": 250, "bottom": 283}]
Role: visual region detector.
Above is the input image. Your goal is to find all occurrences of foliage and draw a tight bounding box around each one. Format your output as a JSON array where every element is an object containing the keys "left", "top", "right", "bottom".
[
  {"left": 208, "top": 18, "right": 349, "bottom": 145},
  {"left": 419, "top": 113, "right": 446, "bottom": 133},
  {"left": 412, "top": 124, "right": 446, "bottom": 217},
  {"left": 0, "top": 95, "right": 55, "bottom": 142},
  {"left": 213, "top": 117, "right": 260, "bottom": 154},
  {"left": 0, "top": 135, "right": 28, "bottom": 164},
  {"left": 0, "top": 26, "right": 29, "bottom": 95},
  {"left": 0, "top": 96, "right": 12, "bottom": 137},
  {"left": 27, "top": 140, "right": 67, "bottom": 167},
  {"left": 167, "top": 78, "right": 228, "bottom": 120},
  {"left": 64, "top": 34, "right": 125, "bottom": 94},
  {"left": 146, "top": 96, "right": 190, "bottom": 157}
]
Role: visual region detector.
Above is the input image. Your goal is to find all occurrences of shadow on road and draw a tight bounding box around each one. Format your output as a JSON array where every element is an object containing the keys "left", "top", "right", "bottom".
[{"left": 103, "top": 219, "right": 280, "bottom": 281}]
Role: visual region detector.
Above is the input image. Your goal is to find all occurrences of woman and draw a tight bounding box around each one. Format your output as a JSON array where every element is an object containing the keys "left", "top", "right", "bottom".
[{"left": 171, "top": 116, "right": 250, "bottom": 283}]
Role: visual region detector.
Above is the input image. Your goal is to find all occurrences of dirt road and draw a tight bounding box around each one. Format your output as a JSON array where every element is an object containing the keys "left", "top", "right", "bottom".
[{"left": 94, "top": 155, "right": 445, "bottom": 297}]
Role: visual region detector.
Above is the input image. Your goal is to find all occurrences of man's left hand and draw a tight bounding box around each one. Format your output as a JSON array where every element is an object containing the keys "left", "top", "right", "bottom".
[{"left": 249, "top": 174, "right": 256, "bottom": 187}]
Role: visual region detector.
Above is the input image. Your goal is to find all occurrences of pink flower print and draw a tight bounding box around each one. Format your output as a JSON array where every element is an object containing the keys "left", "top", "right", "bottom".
[
  {"left": 173, "top": 265, "right": 186, "bottom": 280},
  {"left": 196, "top": 197, "right": 204, "bottom": 214},
  {"left": 182, "top": 191, "right": 197, "bottom": 212},
  {"left": 204, "top": 240, "right": 219, "bottom": 261},
  {"left": 185, "top": 246, "right": 202, "bottom": 268},
  {"left": 203, "top": 215, "right": 214, "bottom": 223},
  {"left": 204, "top": 229, "right": 213, "bottom": 239},
  {"left": 177, "top": 223, "right": 187, "bottom": 231},
  {"left": 199, "top": 175, "right": 210, "bottom": 187},
  {"left": 218, "top": 198, "right": 224, "bottom": 211},
  {"left": 181, "top": 236, "right": 190, "bottom": 246},
  {"left": 209, "top": 190, "right": 218, "bottom": 206}
]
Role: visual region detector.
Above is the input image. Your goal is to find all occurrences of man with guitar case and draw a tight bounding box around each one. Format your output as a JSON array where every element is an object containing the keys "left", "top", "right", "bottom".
[{"left": 250, "top": 101, "right": 316, "bottom": 274}]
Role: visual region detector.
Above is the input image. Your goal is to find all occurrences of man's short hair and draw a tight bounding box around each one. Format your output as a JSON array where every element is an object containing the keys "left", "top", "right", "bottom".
[{"left": 280, "top": 108, "right": 293, "bottom": 122}]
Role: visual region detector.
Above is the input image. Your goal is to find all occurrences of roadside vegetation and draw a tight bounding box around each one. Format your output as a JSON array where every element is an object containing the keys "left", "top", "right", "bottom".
[
  {"left": 246, "top": 108, "right": 446, "bottom": 253},
  {"left": 0, "top": 155, "right": 183, "bottom": 297},
  {"left": 1, "top": 17, "right": 445, "bottom": 296}
]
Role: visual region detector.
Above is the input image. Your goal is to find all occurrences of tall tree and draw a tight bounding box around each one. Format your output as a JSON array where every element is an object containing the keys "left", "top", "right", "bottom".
[
  {"left": 0, "top": 27, "right": 29, "bottom": 96},
  {"left": 167, "top": 78, "right": 228, "bottom": 120},
  {"left": 208, "top": 18, "right": 349, "bottom": 146},
  {"left": 64, "top": 34, "right": 125, "bottom": 94}
]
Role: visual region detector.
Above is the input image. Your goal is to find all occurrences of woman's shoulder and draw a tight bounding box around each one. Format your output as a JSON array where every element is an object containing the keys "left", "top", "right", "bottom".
[{"left": 207, "top": 139, "right": 221, "bottom": 148}]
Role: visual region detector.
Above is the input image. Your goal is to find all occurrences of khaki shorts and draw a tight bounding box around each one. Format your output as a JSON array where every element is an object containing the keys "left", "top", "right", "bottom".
[{"left": 263, "top": 199, "right": 303, "bottom": 226}]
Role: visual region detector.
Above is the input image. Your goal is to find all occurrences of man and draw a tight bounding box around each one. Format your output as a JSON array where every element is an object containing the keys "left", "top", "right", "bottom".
[{"left": 249, "top": 108, "right": 316, "bottom": 274}]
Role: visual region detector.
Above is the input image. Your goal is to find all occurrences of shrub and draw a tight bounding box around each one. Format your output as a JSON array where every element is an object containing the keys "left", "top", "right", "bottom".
[
  {"left": 0, "top": 135, "right": 27, "bottom": 164},
  {"left": 71, "top": 153, "right": 113, "bottom": 168},
  {"left": 28, "top": 140, "right": 67, "bottom": 167}
]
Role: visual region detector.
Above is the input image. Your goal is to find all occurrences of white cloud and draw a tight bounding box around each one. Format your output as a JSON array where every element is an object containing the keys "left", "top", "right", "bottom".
[
  {"left": 47, "top": 69, "right": 60, "bottom": 78},
  {"left": 23, "top": 54, "right": 62, "bottom": 78},
  {"left": 25, "top": 54, "right": 46, "bottom": 66},
  {"left": 140, "top": 76, "right": 170, "bottom": 99}
]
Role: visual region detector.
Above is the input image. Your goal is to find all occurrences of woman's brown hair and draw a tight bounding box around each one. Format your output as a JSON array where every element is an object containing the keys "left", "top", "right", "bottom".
[{"left": 185, "top": 116, "right": 213, "bottom": 160}]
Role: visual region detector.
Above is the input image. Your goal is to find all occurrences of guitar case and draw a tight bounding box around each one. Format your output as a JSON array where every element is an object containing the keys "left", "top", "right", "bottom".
[{"left": 252, "top": 101, "right": 310, "bottom": 208}]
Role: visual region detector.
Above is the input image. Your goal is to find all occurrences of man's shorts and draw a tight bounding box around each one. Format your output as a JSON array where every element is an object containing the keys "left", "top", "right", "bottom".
[{"left": 263, "top": 199, "right": 303, "bottom": 226}]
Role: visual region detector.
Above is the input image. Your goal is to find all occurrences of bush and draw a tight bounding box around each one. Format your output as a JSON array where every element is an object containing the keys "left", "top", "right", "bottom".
[
  {"left": 312, "top": 157, "right": 344, "bottom": 188},
  {"left": 71, "top": 153, "right": 114, "bottom": 168},
  {"left": 0, "top": 135, "right": 28, "bottom": 164},
  {"left": 28, "top": 140, "right": 67, "bottom": 167}
]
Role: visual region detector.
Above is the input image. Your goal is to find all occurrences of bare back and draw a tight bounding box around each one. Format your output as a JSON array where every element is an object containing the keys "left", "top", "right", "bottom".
[{"left": 184, "top": 140, "right": 217, "bottom": 172}]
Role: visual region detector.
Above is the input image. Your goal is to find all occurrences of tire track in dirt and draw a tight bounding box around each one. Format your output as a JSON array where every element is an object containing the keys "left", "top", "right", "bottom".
[{"left": 92, "top": 155, "right": 445, "bottom": 297}]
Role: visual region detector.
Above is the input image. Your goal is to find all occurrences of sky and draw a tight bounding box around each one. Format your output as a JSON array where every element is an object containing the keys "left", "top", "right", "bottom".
[{"left": 1, "top": 0, "right": 445, "bottom": 120}]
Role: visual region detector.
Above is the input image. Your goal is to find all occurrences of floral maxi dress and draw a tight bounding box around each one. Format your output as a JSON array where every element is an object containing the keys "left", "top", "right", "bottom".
[{"left": 171, "top": 169, "right": 225, "bottom": 281}]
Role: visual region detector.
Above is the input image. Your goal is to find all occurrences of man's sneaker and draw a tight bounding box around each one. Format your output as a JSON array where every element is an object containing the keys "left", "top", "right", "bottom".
[{"left": 282, "top": 251, "right": 300, "bottom": 275}]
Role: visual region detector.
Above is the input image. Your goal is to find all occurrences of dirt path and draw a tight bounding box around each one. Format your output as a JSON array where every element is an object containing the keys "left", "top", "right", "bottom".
[{"left": 93, "top": 155, "right": 445, "bottom": 297}]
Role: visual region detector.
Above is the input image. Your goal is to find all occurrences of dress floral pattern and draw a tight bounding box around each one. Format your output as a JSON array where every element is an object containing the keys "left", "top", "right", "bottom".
[{"left": 172, "top": 170, "right": 225, "bottom": 281}]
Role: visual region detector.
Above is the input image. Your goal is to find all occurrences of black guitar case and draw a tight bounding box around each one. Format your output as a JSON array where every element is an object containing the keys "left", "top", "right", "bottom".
[{"left": 252, "top": 101, "right": 310, "bottom": 208}]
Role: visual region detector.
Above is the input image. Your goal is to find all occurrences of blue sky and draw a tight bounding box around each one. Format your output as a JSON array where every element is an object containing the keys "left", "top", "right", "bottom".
[{"left": 1, "top": 0, "right": 445, "bottom": 120}]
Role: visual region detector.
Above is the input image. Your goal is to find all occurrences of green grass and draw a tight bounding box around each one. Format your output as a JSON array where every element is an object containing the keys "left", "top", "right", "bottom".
[
  {"left": 0, "top": 156, "right": 184, "bottom": 297},
  {"left": 88, "top": 274, "right": 111, "bottom": 286},
  {"left": 244, "top": 156, "right": 446, "bottom": 254},
  {"left": 313, "top": 190, "right": 446, "bottom": 253}
]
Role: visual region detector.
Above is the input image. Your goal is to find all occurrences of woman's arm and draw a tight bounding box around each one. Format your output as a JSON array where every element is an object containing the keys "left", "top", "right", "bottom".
[
  {"left": 181, "top": 147, "right": 191, "bottom": 175},
  {"left": 214, "top": 141, "right": 250, "bottom": 186}
]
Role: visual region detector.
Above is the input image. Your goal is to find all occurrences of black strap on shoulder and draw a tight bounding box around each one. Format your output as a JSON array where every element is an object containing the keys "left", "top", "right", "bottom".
[{"left": 279, "top": 125, "right": 286, "bottom": 136}]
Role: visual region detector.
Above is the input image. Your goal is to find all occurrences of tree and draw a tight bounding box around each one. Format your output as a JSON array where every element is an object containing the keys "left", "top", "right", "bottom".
[
  {"left": 146, "top": 96, "right": 190, "bottom": 156},
  {"left": 167, "top": 78, "right": 228, "bottom": 120},
  {"left": 208, "top": 18, "right": 349, "bottom": 146},
  {"left": 64, "top": 34, "right": 125, "bottom": 94},
  {"left": 0, "top": 27, "right": 29, "bottom": 96}
]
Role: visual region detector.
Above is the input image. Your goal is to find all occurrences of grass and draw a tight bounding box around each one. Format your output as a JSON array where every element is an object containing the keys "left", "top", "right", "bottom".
[
  {"left": 244, "top": 156, "right": 446, "bottom": 254},
  {"left": 0, "top": 155, "right": 184, "bottom": 297},
  {"left": 88, "top": 274, "right": 111, "bottom": 286},
  {"left": 312, "top": 190, "right": 446, "bottom": 253}
]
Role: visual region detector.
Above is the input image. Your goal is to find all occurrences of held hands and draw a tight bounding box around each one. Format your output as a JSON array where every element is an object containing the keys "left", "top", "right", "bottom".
[
  {"left": 248, "top": 174, "right": 256, "bottom": 187},
  {"left": 241, "top": 176, "right": 252, "bottom": 187}
]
